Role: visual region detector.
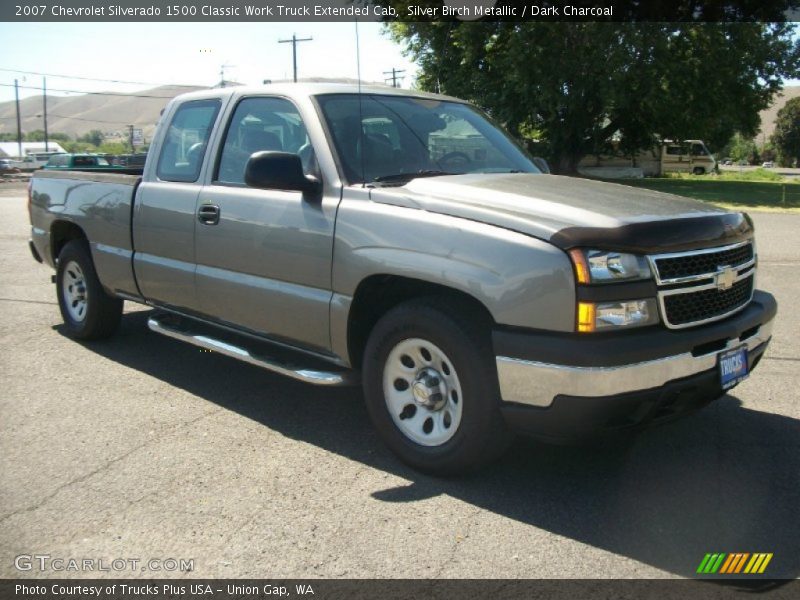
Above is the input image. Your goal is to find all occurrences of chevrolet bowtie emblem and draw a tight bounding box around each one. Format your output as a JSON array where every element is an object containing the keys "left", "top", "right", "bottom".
[{"left": 715, "top": 266, "right": 736, "bottom": 291}]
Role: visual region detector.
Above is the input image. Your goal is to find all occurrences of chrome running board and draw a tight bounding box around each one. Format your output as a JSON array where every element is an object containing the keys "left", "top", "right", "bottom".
[{"left": 147, "top": 314, "right": 358, "bottom": 386}]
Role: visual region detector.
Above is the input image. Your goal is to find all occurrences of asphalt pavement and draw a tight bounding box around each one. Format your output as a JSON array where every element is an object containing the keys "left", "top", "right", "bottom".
[{"left": 0, "top": 182, "right": 798, "bottom": 580}]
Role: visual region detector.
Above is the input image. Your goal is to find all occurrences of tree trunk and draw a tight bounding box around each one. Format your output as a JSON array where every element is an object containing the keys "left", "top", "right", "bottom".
[{"left": 553, "top": 153, "right": 582, "bottom": 175}]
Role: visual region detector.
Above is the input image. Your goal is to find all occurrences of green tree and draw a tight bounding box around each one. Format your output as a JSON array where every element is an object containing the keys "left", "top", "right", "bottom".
[
  {"left": 771, "top": 96, "right": 800, "bottom": 166},
  {"left": 24, "top": 130, "right": 47, "bottom": 142},
  {"left": 48, "top": 132, "right": 72, "bottom": 144},
  {"left": 98, "top": 142, "right": 128, "bottom": 155},
  {"left": 78, "top": 129, "right": 104, "bottom": 147},
  {"left": 64, "top": 141, "right": 97, "bottom": 154},
  {"left": 387, "top": 20, "right": 800, "bottom": 173},
  {"left": 723, "top": 133, "right": 759, "bottom": 164},
  {"left": 20, "top": 130, "right": 71, "bottom": 144}
]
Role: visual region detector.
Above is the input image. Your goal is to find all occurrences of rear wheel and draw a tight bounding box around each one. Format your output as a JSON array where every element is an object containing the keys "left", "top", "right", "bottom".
[
  {"left": 692, "top": 167, "right": 705, "bottom": 175},
  {"left": 362, "top": 298, "right": 511, "bottom": 475},
  {"left": 56, "top": 240, "right": 122, "bottom": 340}
]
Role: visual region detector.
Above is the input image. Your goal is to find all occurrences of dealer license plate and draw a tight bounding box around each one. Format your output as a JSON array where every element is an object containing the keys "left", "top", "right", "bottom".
[{"left": 719, "top": 346, "right": 749, "bottom": 390}]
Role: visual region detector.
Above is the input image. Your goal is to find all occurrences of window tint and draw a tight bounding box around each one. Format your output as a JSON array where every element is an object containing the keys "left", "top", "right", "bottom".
[
  {"left": 691, "top": 143, "right": 707, "bottom": 156},
  {"left": 73, "top": 156, "right": 96, "bottom": 167},
  {"left": 157, "top": 99, "right": 220, "bottom": 183},
  {"left": 216, "top": 96, "right": 315, "bottom": 185},
  {"left": 317, "top": 94, "right": 537, "bottom": 184}
]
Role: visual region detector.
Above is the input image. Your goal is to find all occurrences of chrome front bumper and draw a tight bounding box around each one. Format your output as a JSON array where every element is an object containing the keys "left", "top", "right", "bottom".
[{"left": 496, "top": 318, "right": 773, "bottom": 408}]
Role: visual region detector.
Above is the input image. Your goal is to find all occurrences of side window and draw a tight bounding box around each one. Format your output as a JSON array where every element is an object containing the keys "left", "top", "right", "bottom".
[
  {"left": 215, "top": 96, "right": 315, "bottom": 186},
  {"left": 156, "top": 99, "right": 221, "bottom": 183},
  {"left": 691, "top": 143, "right": 707, "bottom": 156}
]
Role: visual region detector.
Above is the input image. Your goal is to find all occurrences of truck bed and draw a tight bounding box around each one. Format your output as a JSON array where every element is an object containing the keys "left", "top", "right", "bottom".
[
  {"left": 34, "top": 168, "right": 143, "bottom": 185},
  {"left": 30, "top": 169, "right": 142, "bottom": 299}
]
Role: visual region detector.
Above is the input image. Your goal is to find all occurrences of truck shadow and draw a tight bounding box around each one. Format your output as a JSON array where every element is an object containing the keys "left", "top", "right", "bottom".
[{"left": 62, "top": 311, "right": 800, "bottom": 582}]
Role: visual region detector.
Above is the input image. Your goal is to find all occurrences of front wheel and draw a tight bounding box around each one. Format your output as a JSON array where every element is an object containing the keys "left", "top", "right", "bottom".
[
  {"left": 56, "top": 240, "right": 123, "bottom": 340},
  {"left": 362, "top": 299, "right": 511, "bottom": 475}
]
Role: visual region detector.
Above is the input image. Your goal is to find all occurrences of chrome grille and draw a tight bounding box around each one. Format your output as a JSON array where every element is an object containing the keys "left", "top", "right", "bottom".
[
  {"left": 662, "top": 276, "right": 754, "bottom": 326},
  {"left": 654, "top": 243, "right": 754, "bottom": 283},
  {"left": 649, "top": 241, "right": 756, "bottom": 329}
]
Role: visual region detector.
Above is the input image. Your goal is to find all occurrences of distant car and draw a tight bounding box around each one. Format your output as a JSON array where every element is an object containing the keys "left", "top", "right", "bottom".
[
  {"left": 0, "top": 158, "right": 21, "bottom": 174},
  {"left": 761, "top": 161, "right": 774, "bottom": 168},
  {"left": 43, "top": 153, "right": 125, "bottom": 170},
  {"left": 722, "top": 160, "right": 733, "bottom": 166},
  {"left": 113, "top": 153, "right": 148, "bottom": 168}
]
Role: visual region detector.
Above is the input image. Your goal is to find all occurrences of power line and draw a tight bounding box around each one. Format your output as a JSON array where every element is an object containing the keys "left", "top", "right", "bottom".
[
  {"left": 0, "top": 67, "right": 201, "bottom": 88},
  {"left": 0, "top": 81, "right": 193, "bottom": 99},
  {"left": 0, "top": 114, "right": 147, "bottom": 125},
  {"left": 48, "top": 113, "right": 141, "bottom": 125}
]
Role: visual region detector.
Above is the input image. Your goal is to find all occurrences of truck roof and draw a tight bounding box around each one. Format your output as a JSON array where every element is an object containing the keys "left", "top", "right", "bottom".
[{"left": 170, "top": 83, "right": 467, "bottom": 104}]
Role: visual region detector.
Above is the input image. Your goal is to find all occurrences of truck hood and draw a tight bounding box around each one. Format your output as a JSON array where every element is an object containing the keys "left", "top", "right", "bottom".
[{"left": 368, "top": 173, "right": 752, "bottom": 253}]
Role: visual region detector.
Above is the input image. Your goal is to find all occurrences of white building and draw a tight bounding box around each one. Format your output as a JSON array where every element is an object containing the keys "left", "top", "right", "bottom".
[{"left": 0, "top": 141, "right": 67, "bottom": 159}]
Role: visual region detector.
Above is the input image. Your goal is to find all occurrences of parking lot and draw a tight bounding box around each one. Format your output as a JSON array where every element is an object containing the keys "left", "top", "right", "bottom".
[{"left": 0, "top": 181, "right": 798, "bottom": 580}]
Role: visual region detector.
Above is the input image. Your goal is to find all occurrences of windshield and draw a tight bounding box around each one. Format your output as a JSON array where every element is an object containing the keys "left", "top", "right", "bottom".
[{"left": 316, "top": 94, "right": 539, "bottom": 184}]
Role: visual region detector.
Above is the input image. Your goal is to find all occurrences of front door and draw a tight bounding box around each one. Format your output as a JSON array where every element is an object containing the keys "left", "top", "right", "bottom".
[{"left": 193, "top": 96, "right": 338, "bottom": 352}]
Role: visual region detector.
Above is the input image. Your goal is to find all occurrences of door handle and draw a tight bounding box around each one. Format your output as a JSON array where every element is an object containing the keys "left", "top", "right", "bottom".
[{"left": 197, "top": 204, "right": 220, "bottom": 225}]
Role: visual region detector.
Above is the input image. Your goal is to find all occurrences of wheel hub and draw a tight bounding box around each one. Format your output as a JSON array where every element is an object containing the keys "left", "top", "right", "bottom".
[
  {"left": 383, "top": 338, "right": 463, "bottom": 447},
  {"left": 61, "top": 260, "right": 88, "bottom": 322},
  {"left": 411, "top": 367, "right": 447, "bottom": 411}
]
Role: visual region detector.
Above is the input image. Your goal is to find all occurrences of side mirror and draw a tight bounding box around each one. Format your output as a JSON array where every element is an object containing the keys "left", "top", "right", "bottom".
[{"left": 244, "top": 151, "right": 321, "bottom": 196}]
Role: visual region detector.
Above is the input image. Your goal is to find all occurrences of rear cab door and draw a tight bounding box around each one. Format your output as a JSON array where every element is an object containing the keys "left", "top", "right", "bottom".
[{"left": 132, "top": 95, "right": 228, "bottom": 311}]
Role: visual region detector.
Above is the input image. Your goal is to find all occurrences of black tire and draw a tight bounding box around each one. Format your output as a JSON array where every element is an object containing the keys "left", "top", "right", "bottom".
[
  {"left": 56, "top": 240, "right": 122, "bottom": 340},
  {"left": 692, "top": 167, "right": 705, "bottom": 175},
  {"left": 362, "top": 298, "right": 511, "bottom": 475}
]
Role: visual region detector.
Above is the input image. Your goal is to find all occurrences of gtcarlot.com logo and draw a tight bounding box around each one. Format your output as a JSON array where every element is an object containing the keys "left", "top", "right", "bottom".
[
  {"left": 697, "top": 552, "right": 773, "bottom": 575},
  {"left": 14, "top": 554, "right": 194, "bottom": 573}
]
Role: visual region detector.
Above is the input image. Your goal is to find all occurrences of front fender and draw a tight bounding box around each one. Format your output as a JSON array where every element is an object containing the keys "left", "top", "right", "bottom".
[{"left": 332, "top": 199, "right": 576, "bottom": 331}]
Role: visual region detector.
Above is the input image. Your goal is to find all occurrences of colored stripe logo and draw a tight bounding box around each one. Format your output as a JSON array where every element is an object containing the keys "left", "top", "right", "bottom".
[{"left": 697, "top": 553, "right": 773, "bottom": 574}]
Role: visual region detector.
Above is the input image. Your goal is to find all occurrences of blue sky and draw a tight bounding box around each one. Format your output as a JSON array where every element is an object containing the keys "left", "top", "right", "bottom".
[
  {"left": 0, "top": 22, "right": 419, "bottom": 103},
  {"left": 0, "top": 22, "right": 797, "bottom": 106}
]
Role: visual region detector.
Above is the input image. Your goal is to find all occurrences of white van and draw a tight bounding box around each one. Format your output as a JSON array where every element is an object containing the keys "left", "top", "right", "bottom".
[
  {"left": 661, "top": 140, "right": 717, "bottom": 175},
  {"left": 15, "top": 152, "right": 66, "bottom": 170}
]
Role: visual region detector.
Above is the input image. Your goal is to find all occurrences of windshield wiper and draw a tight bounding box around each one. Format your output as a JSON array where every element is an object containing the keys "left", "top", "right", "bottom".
[{"left": 372, "top": 170, "right": 460, "bottom": 183}]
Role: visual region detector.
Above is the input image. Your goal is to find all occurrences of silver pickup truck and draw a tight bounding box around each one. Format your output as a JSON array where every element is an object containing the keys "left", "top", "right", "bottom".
[{"left": 29, "top": 84, "right": 777, "bottom": 474}]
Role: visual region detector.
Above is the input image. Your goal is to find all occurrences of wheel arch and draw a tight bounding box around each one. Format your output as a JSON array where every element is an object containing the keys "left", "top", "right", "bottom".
[
  {"left": 345, "top": 274, "right": 494, "bottom": 370},
  {"left": 50, "top": 220, "right": 88, "bottom": 264}
]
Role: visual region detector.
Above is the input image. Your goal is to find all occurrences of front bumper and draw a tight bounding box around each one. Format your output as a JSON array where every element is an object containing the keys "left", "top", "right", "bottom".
[{"left": 494, "top": 290, "right": 777, "bottom": 440}]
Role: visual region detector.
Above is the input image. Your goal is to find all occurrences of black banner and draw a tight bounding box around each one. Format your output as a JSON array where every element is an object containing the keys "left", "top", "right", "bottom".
[
  {"left": 1, "top": 579, "right": 799, "bottom": 600},
  {"left": 2, "top": 0, "right": 800, "bottom": 22}
]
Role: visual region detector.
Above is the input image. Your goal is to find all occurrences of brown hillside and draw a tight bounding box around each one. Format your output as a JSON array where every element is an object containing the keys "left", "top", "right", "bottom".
[
  {"left": 0, "top": 79, "right": 387, "bottom": 143},
  {"left": 757, "top": 85, "right": 800, "bottom": 143},
  {"left": 0, "top": 85, "right": 202, "bottom": 141}
]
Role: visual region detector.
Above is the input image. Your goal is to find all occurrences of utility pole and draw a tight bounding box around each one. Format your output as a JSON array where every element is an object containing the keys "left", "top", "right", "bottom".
[
  {"left": 128, "top": 125, "right": 134, "bottom": 153},
  {"left": 219, "top": 63, "right": 235, "bottom": 88},
  {"left": 43, "top": 77, "right": 49, "bottom": 152},
  {"left": 14, "top": 79, "right": 22, "bottom": 159},
  {"left": 383, "top": 68, "right": 406, "bottom": 88},
  {"left": 278, "top": 34, "right": 313, "bottom": 83}
]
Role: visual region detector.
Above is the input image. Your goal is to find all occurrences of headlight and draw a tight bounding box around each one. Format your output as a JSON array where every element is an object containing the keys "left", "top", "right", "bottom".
[
  {"left": 577, "top": 299, "right": 659, "bottom": 332},
  {"left": 568, "top": 249, "right": 651, "bottom": 283}
]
